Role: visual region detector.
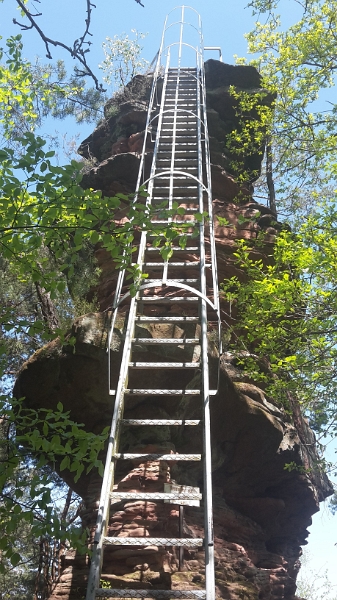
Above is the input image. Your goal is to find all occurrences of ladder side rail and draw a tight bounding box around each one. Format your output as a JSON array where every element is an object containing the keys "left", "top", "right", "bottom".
[
  {"left": 162, "top": 56, "right": 182, "bottom": 284},
  {"left": 199, "top": 50, "right": 222, "bottom": 355},
  {"left": 178, "top": 6, "right": 185, "bottom": 70},
  {"left": 88, "top": 49, "right": 172, "bottom": 600},
  {"left": 86, "top": 293, "right": 140, "bottom": 600},
  {"left": 130, "top": 49, "right": 172, "bottom": 293},
  {"left": 196, "top": 46, "right": 216, "bottom": 600},
  {"left": 106, "top": 32, "right": 169, "bottom": 369},
  {"left": 105, "top": 53, "right": 173, "bottom": 510},
  {"left": 107, "top": 48, "right": 171, "bottom": 381}
]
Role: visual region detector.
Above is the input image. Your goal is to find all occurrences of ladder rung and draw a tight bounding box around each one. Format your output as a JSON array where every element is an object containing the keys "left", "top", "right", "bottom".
[
  {"left": 152, "top": 198, "right": 198, "bottom": 204},
  {"left": 162, "top": 124, "right": 197, "bottom": 129},
  {"left": 114, "top": 454, "right": 201, "bottom": 461},
  {"left": 95, "top": 589, "right": 206, "bottom": 598},
  {"left": 132, "top": 338, "right": 199, "bottom": 344},
  {"left": 129, "top": 362, "right": 200, "bottom": 369},
  {"left": 103, "top": 537, "right": 203, "bottom": 547},
  {"left": 149, "top": 220, "right": 198, "bottom": 225},
  {"left": 146, "top": 279, "right": 199, "bottom": 284},
  {"left": 110, "top": 491, "right": 202, "bottom": 502},
  {"left": 135, "top": 262, "right": 199, "bottom": 267},
  {"left": 121, "top": 419, "right": 200, "bottom": 425},
  {"left": 139, "top": 297, "right": 199, "bottom": 303},
  {"left": 157, "top": 151, "right": 198, "bottom": 160},
  {"left": 146, "top": 247, "right": 199, "bottom": 252},
  {"left": 135, "top": 316, "right": 199, "bottom": 322},
  {"left": 164, "top": 103, "right": 197, "bottom": 107},
  {"left": 125, "top": 389, "right": 200, "bottom": 395},
  {"left": 147, "top": 232, "right": 196, "bottom": 238}
]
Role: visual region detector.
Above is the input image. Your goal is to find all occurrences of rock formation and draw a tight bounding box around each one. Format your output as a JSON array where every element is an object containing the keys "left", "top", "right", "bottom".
[{"left": 14, "top": 60, "right": 332, "bottom": 600}]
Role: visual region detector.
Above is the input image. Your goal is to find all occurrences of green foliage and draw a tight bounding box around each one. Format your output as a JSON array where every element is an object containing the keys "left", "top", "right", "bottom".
[
  {"left": 225, "top": 86, "right": 274, "bottom": 182},
  {"left": 0, "top": 395, "right": 109, "bottom": 571},
  {"left": 99, "top": 29, "right": 149, "bottom": 91},
  {"left": 296, "top": 549, "right": 337, "bottom": 600},
  {"left": 221, "top": 203, "right": 337, "bottom": 435},
  {"left": 241, "top": 0, "right": 337, "bottom": 218},
  {"left": 0, "top": 34, "right": 205, "bottom": 584},
  {"left": 0, "top": 35, "right": 104, "bottom": 144}
]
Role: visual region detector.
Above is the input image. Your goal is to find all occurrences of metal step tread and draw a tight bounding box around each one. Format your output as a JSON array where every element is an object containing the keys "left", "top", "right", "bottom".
[
  {"left": 121, "top": 419, "right": 200, "bottom": 425},
  {"left": 161, "top": 124, "right": 197, "bottom": 130},
  {"left": 139, "top": 297, "right": 199, "bottom": 303},
  {"left": 145, "top": 278, "right": 199, "bottom": 284},
  {"left": 135, "top": 316, "right": 199, "bottom": 322},
  {"left": 157, "top": 148, "right": 198, "bottom": 152},
  {"left": 156, "top": 158, "right": 198, "bottom": 163},
  {"left": 146, "top": 246, "right": 199, "bottom": 252},
  {"left": 125, "top": 389, "right": 201, "bottom": 395},
  {"left": 129, "top": 362, "right": 200, "bottom": 368},
  {"left": 151, "top": 198, "right": 199, "bottom": 204},
  {"left": 103, "top": 536, "right": 203, "bottom": 546},
  {"left": 114, "top": 454, "right": 201, "bottom": 461},
  {"left": 95, "top": 589, "right": 206, "bottom": 598},
  {"left": 147, "top": 232, "right": 196, "bottom": 238},
  {"left": 110, "top": 491, "right": 202, "bottom": 501},
  {"left": 134, "top": 262, "right": 201, "bottom": 267},
  {"left": 151, "top": 197, "right": 199, "bottom": 201},
  {"left": 132, "top": 338, "right": 199, "bottom": 344},
  {"left": 148, "top": 220, "right": 198, "bottom": 225}
]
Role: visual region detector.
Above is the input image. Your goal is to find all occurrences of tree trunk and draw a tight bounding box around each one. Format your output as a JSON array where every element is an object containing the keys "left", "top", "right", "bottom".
[
  {"left": 266, "top": 137, "right": 277, "bottom": 216},
  {"left": 34, "top": 282, "right": 60, "bottom": 333}
]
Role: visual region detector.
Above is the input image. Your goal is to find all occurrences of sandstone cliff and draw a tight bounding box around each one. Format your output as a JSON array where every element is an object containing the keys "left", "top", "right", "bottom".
[{"left": 14, "top": 60, "right": 332, "bottom": 600}]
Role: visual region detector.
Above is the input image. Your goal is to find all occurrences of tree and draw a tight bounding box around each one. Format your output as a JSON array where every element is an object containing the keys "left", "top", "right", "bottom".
[
  {"left": 221, "top": 204, "right": 337, "bottom": 445},
  {"left": 0, "top": 27, "right": 196, "bottom": 589},
  {"left": 1, "top": 0, "right": 145, "bottom": 91},
  {"left": 219, "top": 0, "right": 337, "bottom": 469},
  {"left": 239, "top": 0, "right": 337, "bottom": 221},
  {"left": 296, "top": 549, "right": 337, "bottom": 600},
  {"left": 99, "top": 30, "right": 149, "bottom": 92}
]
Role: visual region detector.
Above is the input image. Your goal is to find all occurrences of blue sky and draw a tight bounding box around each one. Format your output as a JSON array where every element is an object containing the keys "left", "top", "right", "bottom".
[{"left": 1, "top": 0, "right": 337, "bottom": 592}]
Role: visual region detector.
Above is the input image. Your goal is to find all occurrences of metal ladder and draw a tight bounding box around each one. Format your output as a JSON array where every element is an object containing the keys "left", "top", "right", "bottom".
[{"left": 86, "top": 7, "right": 221, "bottom": 600}]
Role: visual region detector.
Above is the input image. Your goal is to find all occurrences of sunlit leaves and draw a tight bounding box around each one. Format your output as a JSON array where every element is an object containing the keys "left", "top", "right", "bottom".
[
  {"left": 222, "top": 203, "right": 337, "bottom": 435},
  {"left": 99, "top": 30, "right": 149, "bottom": 90},
  {"left": 242, "top": 0, "right": 337, "bottom": 218}
]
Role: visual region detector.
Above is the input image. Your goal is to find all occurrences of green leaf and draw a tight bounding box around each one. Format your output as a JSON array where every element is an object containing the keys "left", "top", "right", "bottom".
[{"left": 10, "top": 553, "right": 21, "bottom": 567}]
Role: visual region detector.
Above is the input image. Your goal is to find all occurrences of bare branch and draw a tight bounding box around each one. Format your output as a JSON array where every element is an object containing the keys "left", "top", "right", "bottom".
[
  {"left": 12, "top": 0, "right": 146, "bottom": 90},
  {"left": 13, "top": 0, "right": 104, "bottom": 91}
]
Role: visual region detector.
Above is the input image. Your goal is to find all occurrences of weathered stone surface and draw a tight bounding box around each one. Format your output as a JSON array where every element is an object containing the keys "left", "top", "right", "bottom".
[
  {"left": 14, "top": 311, "right": 332, "bottom": 599},
  {"left": 14, "top": 61, "right": 332, "bottom": 600}
]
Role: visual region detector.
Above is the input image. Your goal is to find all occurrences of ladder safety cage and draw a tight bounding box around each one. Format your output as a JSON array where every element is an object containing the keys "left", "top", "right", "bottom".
[{"left": 87, "top": 6, "right": 221, "bottom": 600}]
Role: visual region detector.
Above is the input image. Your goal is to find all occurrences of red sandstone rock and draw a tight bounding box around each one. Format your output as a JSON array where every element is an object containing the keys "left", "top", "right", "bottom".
[{"left": 14, "top": 60, "right": 332, "bottom": 600}]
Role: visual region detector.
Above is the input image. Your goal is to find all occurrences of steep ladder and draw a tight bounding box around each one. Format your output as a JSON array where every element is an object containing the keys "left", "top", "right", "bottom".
[{"left": 86, "top": 7, "right": 220, "bottom": 600}]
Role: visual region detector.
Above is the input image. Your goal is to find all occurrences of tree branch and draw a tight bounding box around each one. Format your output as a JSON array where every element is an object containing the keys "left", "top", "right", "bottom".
[
  {"left": 12, "top": 0, "right": 146, "bottom": 90},
  {"left": 13, "top": 0, "right": 104, "bottom": 90},
  {"left": 266, "top": 136, "right": 277, "bottom": 216}
]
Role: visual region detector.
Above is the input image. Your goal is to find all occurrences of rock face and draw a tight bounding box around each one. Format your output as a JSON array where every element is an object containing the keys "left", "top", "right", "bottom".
[{"left": 14, "top": 61, "right": 332, "bottom": 600}]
